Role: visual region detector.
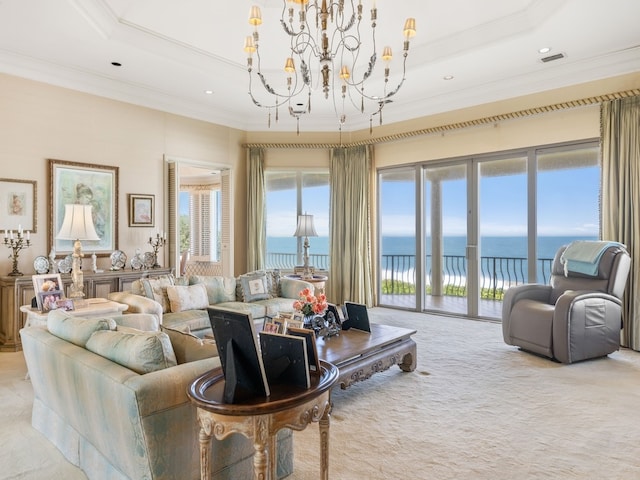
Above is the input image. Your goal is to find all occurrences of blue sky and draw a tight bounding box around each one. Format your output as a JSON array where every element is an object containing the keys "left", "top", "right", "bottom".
[{"left": 380, "top": 165, "right": 599, "bottom": 237}]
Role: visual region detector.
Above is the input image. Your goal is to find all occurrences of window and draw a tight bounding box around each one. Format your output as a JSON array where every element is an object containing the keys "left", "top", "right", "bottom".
[
  {"left": 179, "top": 188, "right": 221, "bottom": 261},
  {"left": 265, "top": 170, "right": 330, "bottom": 270}
]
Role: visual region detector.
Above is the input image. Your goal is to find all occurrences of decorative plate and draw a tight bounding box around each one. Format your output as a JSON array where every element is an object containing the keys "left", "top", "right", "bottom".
[
  {"left": 33, "top": 256, "right": 50, "bottom": 274},
  {"left": 110, "top": 250, "right": 127, "bottom": 269},
  {"left": 58, "top": 254, "right": 73, "bottom": 274},
  {"left": 142, "top": 252, "right": 156, "bottom": 269},
  {"left": 130, "top": 254, "right": 143, "bottom": 270}
]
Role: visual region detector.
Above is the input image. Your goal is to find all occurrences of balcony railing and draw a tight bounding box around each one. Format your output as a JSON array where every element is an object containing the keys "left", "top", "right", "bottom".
[
  {"left": 267, "top": 252, "right": 554, "bottom": 300},
  {"left": 266, "top": 253, "right": 329, "bottom": 271},
  {"left": 381, "top": 254, "right": 555, "bottom": 299}
]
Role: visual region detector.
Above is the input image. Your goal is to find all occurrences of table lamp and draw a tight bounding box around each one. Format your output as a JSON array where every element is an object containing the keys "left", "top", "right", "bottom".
[
  {"left": 293, "top": 213, "right": 318, "bottom": 280},
  {"left": 56, "top": 204, "right": 100, "bottom": 298}
]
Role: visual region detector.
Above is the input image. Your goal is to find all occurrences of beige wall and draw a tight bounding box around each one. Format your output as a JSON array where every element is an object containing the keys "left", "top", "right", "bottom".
[
  {"left": 0, "top": 73, "right": 247, "bottom": 275},
  {"left": 1, "top": 71, "right": 638, "bottom": 278}
]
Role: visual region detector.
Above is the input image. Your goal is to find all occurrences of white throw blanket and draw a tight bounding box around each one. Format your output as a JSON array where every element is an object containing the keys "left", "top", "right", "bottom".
[{"left": 560, "top": 240, "right": 623, "bottom": 276}]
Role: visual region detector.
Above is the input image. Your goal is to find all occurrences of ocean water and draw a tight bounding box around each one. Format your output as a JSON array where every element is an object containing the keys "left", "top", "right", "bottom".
[{"left": 267, "top": 235, "right": 596, "bottom": 259}]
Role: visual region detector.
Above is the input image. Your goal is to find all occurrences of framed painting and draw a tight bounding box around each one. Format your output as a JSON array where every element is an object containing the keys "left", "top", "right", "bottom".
[
  {"left": 128, "top": 194, "right": 154, "bottom": 227},
  {"left": 49, "top": 159, "right": 118, "bottom": 256},
  {"left": 0, "top": 178, "right": 37, "bottom": 233}
]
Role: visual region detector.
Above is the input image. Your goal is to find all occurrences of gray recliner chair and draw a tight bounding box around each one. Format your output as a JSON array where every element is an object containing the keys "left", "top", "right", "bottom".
[{"left": 502, "top": 242, "right": 631, "bottom": 364}]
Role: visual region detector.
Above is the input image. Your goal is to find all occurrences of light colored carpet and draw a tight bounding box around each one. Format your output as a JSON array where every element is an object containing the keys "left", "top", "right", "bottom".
[{"left": 2, "top": 308, "right": 640, "bottom": 479}]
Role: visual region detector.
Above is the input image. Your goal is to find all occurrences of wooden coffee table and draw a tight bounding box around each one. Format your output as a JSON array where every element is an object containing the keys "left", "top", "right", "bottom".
[{"left": 315, "top": 323, "right": 417, "bottom": 389}]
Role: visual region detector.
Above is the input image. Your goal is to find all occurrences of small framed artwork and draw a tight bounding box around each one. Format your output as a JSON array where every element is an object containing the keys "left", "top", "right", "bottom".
[
  {"left": 0, "top": 178, "right": 37, "bottom": 233},
  {"left": 55, "top": 298, "right": 75, "bottom": 312},
  {"left": 262, "top": 322, "right": 280, "bottom": 333},
  {"left": 39, "top": 290, "right": 64, "bottom": 312},
  {"left": 286, "top": 318, "right": 304, "bottom": 330},
  {"left": 32, "top": 274, "right": 64, "bottom": 311},
  {"left": 128, "top": 194, "right": 154, "bottom": 227}
]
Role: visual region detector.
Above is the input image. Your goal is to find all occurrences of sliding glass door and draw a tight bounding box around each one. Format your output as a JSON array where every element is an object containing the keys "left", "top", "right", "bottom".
[
  {"left": 423, "top": 163, "right": 468, "bottom": 315},
  {"left": 377, "top": 140, "right": 600, "bottom": 320}
]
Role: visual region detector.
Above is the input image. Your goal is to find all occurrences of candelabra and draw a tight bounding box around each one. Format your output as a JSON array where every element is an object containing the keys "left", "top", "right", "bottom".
[
  {"left": 148, "top": 232, "right": 166, "bottom": 268},
  {"left": 3, "top": 227, "right": 31, "bottom": 276}
]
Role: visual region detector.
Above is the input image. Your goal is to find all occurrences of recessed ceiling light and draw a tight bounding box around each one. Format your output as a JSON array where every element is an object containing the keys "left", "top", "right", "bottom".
[
  {"left": 111, "top": 61, "right": 122, "bottom": 67},
  {"left": 204, "top": 90, "right": 214, "bottom": 95},
  {"left": 538, "top": 47, "right": 551, "bottom": 54},
  {"left": 443, "top": 75, "right": 454, "bottom": 81}
]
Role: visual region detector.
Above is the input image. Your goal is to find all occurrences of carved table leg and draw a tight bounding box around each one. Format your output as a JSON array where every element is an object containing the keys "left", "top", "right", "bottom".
[
  {"left": 319, "top": 402, "right": 331, "bottom": 480},
  {"left": 198, "top": 421, "right": 213, "bottom": 480},
  {"left": 253, "top": 417, "right": 269, "bottom": 480}
]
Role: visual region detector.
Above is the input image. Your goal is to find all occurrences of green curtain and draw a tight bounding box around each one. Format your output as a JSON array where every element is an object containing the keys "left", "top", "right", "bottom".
[
  {"left": 328, "top": 145, "right": 374, "bottom": 306},
  {"left": 601, "top": 95, "right": 640, "bottom": 350},
  {"left": 246, "top": 147, "right": 265, "bottom": 272}
]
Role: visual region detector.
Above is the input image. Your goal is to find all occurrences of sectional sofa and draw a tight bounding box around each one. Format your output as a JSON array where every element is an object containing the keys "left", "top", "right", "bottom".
[
  {"left": 108, "top": 270, "right": 314, "bottom": 337},
  {"left": 20, "top": 309, "right": 293, "bottom": 480}
]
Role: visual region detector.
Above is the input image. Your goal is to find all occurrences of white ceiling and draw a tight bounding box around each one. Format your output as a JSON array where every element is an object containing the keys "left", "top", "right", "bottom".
[{"left": 0, "top": 0, "right": 639, "bottom": 133}]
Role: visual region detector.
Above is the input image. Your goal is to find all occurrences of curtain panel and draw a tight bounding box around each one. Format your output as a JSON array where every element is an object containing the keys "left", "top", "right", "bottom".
[
  {"left": 601, "top": 95, "right": 640, "bottom": 350},
  {"left": 328, "top": 145, "right": 374, "bottom": 306},
  {"left": 246, "top": 147, "right": 266, "bottom": 272}
]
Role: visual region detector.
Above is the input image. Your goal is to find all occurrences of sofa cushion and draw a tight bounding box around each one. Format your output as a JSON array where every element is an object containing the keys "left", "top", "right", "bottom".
[
  {"left": 140, "top": 274, "right": 175, "bottom": 313},
  {"left": 166, "top": 283, "right": 209, "bottom": 313},
  {"left": 161, "top": 326, "right": 218, "bottom": 364},
  {"left": 86, "top": 330, "right": 177, "bottom": 374},
  {"left": 47, "top": 309, "right": 116, "bottom": 348},
  {"left": 190, "top": 275, "right": 236, "bottom": 304},
  {"left": 163, "top": 310, "right": 213, "bottom": 334},
  {"left": 238, "top": 271, "right": 271, "bottom": 302}
]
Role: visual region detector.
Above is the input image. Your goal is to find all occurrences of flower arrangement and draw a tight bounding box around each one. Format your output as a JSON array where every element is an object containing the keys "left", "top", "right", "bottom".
[{"left": 293, "top": 288, "right": 328, "bottom": 317}]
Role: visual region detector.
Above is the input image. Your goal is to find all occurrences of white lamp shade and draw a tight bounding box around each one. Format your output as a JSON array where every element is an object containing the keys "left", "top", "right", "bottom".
[
  {"left": 56, "top": 204, "right": 100, "bottom": 241},
  {"left": 293, "top": 214, "right": 318, "bottom": 237}
]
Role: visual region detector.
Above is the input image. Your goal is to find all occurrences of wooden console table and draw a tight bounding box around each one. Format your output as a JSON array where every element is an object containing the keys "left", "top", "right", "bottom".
[
  {"left": 188, "top": 361, "right": 338, "bottom": 480},
  {"left": 0, "top": 267, "right": 172, "bottom": 351}
]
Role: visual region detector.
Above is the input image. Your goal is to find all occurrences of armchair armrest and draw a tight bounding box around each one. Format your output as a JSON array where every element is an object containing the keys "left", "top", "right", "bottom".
[
  {"left": 502, "top": 284, "right": 552, "bottom": 318},
  {"left": 552, "top": 290, "right": 623, "bottom": 363},
  {"left": 279, "top": 277, "right": 315, "bottom": 299},
  {"left": 108, "top": 291, "right": 163, "bottom": 323}
]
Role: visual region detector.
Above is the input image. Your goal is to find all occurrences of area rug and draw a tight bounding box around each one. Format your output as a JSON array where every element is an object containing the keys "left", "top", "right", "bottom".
[{"left": 2, "top": 308, "right": 640, "bottom": 479}]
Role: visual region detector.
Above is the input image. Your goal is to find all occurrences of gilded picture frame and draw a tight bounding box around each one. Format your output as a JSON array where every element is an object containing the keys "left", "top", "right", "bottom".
[
  {"left": 49, "top": 159, "right": 119, "bottom": 256},
  {"left": 0, "top": 178, "right": 37, "bottom": 233},
  {"left": 128, "top": 193, "right": 154, "bottom": 227}
]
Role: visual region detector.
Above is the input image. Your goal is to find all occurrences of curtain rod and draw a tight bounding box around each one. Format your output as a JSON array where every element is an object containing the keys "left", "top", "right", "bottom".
[{"left": 243, "top": 88, "right": 640, "bottom": 149}]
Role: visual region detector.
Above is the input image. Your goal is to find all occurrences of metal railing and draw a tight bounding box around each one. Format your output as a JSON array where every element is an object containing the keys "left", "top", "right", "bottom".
[
  {"left": 267, "top": 252, "right": 554, "bottom": 300},
  {"left": 381, "top": 254, "right": 555, "bottom": 299},
  {"left": 266, "top": 252, "right": 329, "bottom": 271}
]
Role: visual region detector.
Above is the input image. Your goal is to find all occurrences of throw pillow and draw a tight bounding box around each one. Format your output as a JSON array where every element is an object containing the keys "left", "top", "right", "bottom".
[
  {"left": 265, "top": 270, "right": 281, "bottom": 297},
  {"left": 165, "top": 284, "right": 209, "bottom": 313},
  {"left": 161, "top": 325, "right": 219, "bottom": 364},
  {"left": 238, "top": 272, "right": 271, "bottom": 303},
  {"left": 190, "top": 275, "right": 236, "bottom": 304},
  {"left": 140, "top": 274, "right": 175, "bottom": 313},
  {"left": 47, "top": 309, "right": 116, "bottom": 348},
  {"left": 86, "top": 330, "right": 177, "bottom": 374}
]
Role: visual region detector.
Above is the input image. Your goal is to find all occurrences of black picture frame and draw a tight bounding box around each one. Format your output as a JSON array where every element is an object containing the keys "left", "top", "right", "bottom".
[
  {"left": 286, "top": 326, "right": 320, "bottom": 373},
  {"left": 259, "top": 331, "right": 310, "bottom": 389},
  {"left": 207, "top": 307, "right": 270, "bottom": 403}
]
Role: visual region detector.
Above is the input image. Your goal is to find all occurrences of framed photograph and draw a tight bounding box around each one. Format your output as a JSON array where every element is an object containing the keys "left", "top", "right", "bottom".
[
  {"left": 0, "top": 178, "right": 37, "bottom": 233},
  {"left": 55, "top": 298, "right": 75, "bottom": 312},
  {"left": 287, "top": 326, "right": 320, "bottom": 373},
  {"left": 32, "top": 274, "right": 64, "bottom": 311},
  {"left": 39, "top": 290, "right": 63, "bottom": 312},
  {"left": 128, "top": 194, "right": 154, "bottom": 227},
  {"left": 49, "top": 159, "right": 119, "bottom": 256},
  {"left": 263, "top": 322, "right": 280, "bottom": 333},
  {"left": 286, "top": 318, "right": 303, "bottom": 330}
]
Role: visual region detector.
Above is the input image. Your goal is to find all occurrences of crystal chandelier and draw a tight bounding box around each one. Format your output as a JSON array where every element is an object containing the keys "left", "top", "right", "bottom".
[{"left": 244, "top": 0, "right": 416, "bottom": 134}]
